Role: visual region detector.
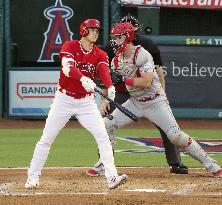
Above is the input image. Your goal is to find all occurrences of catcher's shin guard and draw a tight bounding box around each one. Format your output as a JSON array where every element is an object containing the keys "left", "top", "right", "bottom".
[{"left": 184, "top": 138, "right": 220, "bottom": 173}]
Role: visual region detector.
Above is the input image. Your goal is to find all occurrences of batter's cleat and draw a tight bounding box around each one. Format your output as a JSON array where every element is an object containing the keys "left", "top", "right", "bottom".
[
  {"left": 87, "top": 160, "right": 105, "bottom": 177},
  {"left": 87, "top": 168, "right": 105, "bottom": 177},
  {"left": 108, "top": 174, "right": 128, "bottom": 190},
  {"left": 170, "top": 163, "right": 188, "bottom": 174},
  {"left": 212, "top": 168, "right": 222, "bottom": 177},
  {"left": 25, "top": 178, "right": 39, "bottom": 189}
]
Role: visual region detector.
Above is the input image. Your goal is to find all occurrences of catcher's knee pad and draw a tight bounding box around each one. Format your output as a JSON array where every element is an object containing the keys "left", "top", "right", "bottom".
[
  {"left": 104, "top": 116, "right": 117, "bottom": 148},
  {"left": 166, "top": 126, "right": 189, "bottom": 146}
]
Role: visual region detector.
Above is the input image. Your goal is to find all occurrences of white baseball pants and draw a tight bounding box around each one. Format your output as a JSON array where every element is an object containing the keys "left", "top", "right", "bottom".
[{"left": 27, "top": 91, "right": 117, "bottom": 181}]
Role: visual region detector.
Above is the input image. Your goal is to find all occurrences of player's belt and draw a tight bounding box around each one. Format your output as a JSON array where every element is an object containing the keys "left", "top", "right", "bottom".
[
  {"left": 137, "top": 93, "right": 160, "bottom": 102},
  {"left": 58, "top": 88, "right": 89, "bottom": 99}
]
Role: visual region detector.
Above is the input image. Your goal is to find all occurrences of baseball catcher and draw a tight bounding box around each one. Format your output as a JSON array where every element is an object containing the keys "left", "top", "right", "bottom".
[{"left": 91, "top": 21, "right": 222, "bottom": 178}]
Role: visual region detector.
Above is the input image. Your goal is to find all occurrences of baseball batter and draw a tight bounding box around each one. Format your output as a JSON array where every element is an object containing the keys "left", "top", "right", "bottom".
[
  {"left": 102, "top": 22, "right": 222, "bottom": 177},
  {"left": 25, "top": 19, "right": 127, "bottom": 190}
]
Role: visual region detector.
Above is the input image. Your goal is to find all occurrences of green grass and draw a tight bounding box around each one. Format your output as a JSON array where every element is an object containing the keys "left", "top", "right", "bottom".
[
  {"left": 115, "top": 129, "right": 222, "bottom": 167},
  {"left": 0, "top": 128, "right": 221, "bottom": 168}
]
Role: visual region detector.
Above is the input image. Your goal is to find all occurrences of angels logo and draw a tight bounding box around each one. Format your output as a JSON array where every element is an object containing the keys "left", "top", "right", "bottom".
[{"left": 38, "top": 0, "right": 74, "bottom": 62}]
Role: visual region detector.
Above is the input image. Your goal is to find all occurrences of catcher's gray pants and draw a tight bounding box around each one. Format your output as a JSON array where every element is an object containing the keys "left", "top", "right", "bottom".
[
  {"left": 112, "top": 99, "right": 179, "bottom": 142},
  {"left": 111, "top": 98, "right": 221, "bottom": 173},
  {"left": 111, "top": 92, "right": 182, "bottom": 165}
]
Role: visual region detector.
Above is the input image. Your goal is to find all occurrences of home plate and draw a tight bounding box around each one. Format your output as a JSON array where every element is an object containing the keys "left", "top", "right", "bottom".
[{"left": 125, "top": 189, "right": 166, "bottom": 193}]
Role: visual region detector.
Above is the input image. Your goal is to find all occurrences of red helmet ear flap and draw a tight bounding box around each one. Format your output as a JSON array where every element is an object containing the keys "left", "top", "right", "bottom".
[{"left": 80, "top": 25, "right": 89, "bottom": 37}]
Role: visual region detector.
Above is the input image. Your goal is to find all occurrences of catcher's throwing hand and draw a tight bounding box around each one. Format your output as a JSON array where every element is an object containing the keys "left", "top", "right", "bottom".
[{"left": 100, "top": 99, "right": 110, "bottom": 116}]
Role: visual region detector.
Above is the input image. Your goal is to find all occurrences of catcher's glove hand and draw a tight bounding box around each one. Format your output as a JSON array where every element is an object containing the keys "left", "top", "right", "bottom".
[{"left": 111, "top": 72, "right": 125, "bottom": 84}]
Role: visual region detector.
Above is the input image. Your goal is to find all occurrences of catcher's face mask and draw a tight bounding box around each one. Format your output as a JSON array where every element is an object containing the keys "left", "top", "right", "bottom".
[
  {"left": 111, "top": 34, "right": 126, "bottom": 46},
  {"left": 110, "top": 22, "right": 135, "bottom": 54}
]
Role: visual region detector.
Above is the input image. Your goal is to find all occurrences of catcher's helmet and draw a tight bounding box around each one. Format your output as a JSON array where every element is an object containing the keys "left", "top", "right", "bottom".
[
  {"left": 110, "top": 22, "right": 135, "bottom": 54},
  {"left": 110, "top": 22, "right": 135, "bottom": 41},
  {"left": 119, "top": 15, "right": 143, "bottom": 31},
  {"left": 80, "top": 19, "right": 102, "bottom": 37}
]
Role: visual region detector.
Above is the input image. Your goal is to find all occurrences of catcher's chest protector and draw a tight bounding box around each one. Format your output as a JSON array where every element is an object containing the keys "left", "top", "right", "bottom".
[
  {"left": 114, "top": 45, "right": 141, "bottom": 77},
  {"left": 113, "top": 45, "right": 150, "bottom": 97}
]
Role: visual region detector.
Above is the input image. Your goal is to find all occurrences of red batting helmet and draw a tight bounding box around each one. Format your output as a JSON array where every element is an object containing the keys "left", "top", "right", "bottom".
[
  {"left": 110, "top": 22, "right": 135, "bottom": 54},
  {"left": 80, "top": 19, "right": 102, "bottom": 37}
]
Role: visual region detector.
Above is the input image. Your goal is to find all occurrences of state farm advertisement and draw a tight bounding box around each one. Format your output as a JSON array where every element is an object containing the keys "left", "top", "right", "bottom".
[
  {"left": 9, "top": 71, "right": 60, "bottom": 116},
  {"left": 120, "top": 0, "right": 222, "bottom": 9}
]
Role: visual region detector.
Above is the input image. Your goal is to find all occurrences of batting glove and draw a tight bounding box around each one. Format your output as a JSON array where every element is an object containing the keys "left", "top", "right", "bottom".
[
  {"left": 108, "top": 86, "right": 116, "bottom": 101},
  {"left": 80, "top": 76, "right": 96, "bottom": 92}
]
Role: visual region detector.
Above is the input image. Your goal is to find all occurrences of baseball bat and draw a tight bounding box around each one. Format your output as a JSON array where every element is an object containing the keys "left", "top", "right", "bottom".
[{"left": 94, "top": 88, "right": 138, "bottom": 122}]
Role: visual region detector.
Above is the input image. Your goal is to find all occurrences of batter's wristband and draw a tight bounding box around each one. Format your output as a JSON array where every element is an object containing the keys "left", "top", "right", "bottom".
[{"left": 125, "top": 78, "right": 134, "bottom": 86}]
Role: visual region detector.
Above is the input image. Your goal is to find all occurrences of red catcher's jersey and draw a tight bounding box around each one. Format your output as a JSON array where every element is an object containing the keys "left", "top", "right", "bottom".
[{"left": 59, "top": 40, "right": 111, "bottom": 95}]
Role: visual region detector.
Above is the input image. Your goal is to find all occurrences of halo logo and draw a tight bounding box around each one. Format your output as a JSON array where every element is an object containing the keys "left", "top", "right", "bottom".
[{"left": 38, "top": 0, "right": 74, "bottom": 62}]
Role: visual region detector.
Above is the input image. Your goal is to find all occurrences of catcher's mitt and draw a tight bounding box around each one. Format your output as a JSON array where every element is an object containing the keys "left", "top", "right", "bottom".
[{"left": 111, "top": 72, "right": 125, "bottom": 84}]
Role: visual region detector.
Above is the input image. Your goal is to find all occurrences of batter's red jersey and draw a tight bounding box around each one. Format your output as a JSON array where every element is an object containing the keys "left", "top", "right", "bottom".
[{"left": 59, "top": 40, "right": 112, "bottom": 95}]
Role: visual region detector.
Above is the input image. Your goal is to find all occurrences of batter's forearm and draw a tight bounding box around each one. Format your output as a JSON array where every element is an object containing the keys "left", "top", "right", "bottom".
[
  {"left": 69, "top": 67, "right": 83, "bottom": 80},
  {"left": 98, "top": 64, "right": 113, "bottom": 88},
  {"left": 61, "top": 55, "right": 83, "bottom": 80}
]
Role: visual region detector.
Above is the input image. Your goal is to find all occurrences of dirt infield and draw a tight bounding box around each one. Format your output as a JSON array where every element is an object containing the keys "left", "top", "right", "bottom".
[
  {"left": 0, "top": 118, "right": 222, "bottom": 129},
  {"left": 0, "top": 167, "right": 222, "bottom": 205},
  {"left": 0, "top": 119, "right": 222, "bottom": 204}
]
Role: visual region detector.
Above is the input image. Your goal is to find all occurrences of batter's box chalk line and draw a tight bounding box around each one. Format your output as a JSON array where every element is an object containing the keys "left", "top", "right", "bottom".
[
  {"left": 1, "top": 176, "right": 222, "bottom": 196},
  {"left": 0, "top": 182, "right": 16, "bottom": 194},
  {"left": 2, "top": 192, "right": 108, "bottom": 196},
  {"left": 173, "top": 179, "right": 222, "bottom": 196},
  {"left": 125, "top": 188, "right": 166, "bottom": 193},
  {"left": 0, "top": 182, "right": 109, "bottom": 196}
]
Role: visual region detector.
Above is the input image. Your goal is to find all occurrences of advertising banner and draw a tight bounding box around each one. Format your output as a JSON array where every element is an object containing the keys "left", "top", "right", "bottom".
[
  {"left": 119, "top": 0, "right": 222, "bottom": 9},
  {"left": 9, "top": 71, "right": 60, "bottom": 116},
  {"left": 9, "top": 70, "right": 102, "bottom": 117},
  {"left": 8, "top": 65, "right": 222, "bottom": 118},
  {"left": 159, "top": 46, "right": 222, "bottom": 110}
]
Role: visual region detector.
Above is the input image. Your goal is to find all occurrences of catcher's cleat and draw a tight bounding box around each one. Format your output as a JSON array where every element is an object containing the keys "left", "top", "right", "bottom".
[
  {"left": 212, "top": 168, "right": 222, "bottom": 177},
  {"left": 170, "top": 163, "right": 188, "bottom": 174},
  {"left": 87, "top": 160, "right": 105, "bottom": 177},
  {"left": 25, "top": 178, "right": 39, "bottom": 189},
  {"left": 108, "top": 174, "right": 128, "bottom": 189},
  {"left": 87, "top": 168, "right": 105, "bottom": 177}
]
